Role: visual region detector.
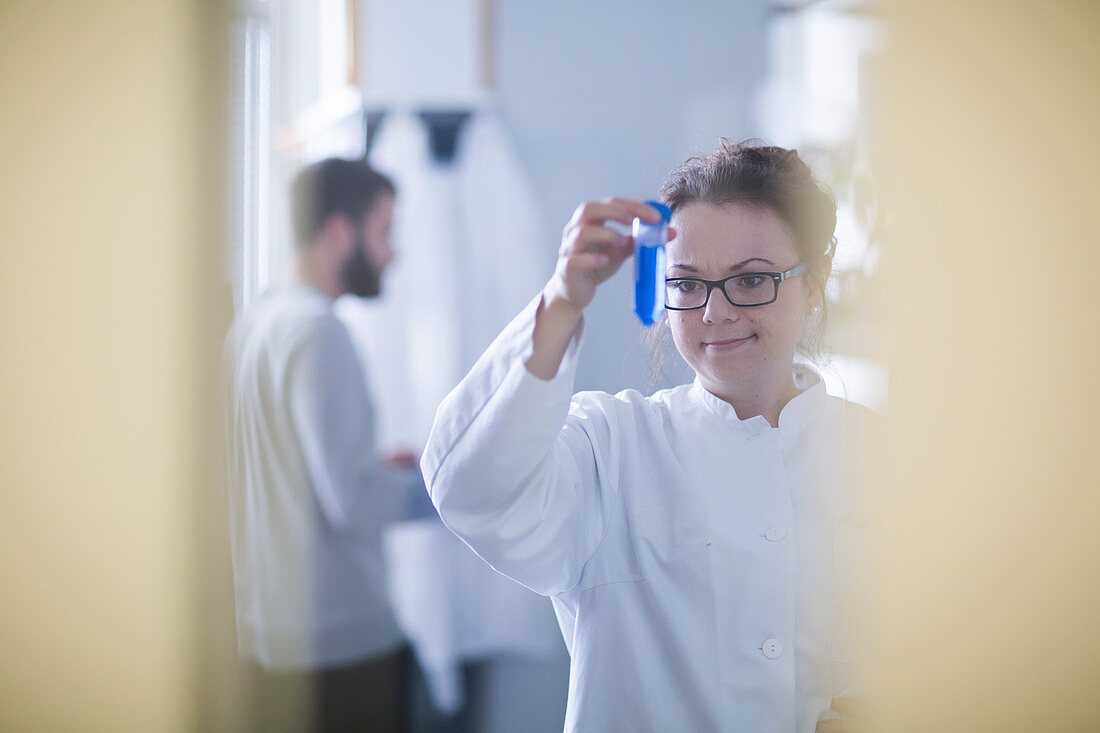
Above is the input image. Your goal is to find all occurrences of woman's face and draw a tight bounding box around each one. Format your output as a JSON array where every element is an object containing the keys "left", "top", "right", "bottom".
[{"left": 666, "top": 202, "right": 812, "bottom": 397}]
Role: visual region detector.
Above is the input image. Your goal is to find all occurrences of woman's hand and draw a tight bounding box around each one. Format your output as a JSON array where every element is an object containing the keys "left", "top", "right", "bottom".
[
  {"left": 383, "top": 450, "right": 420, "bottom": 469},
  {"left": 523, "top": 197, "right": 668, "bottom": 378},
  {"left": 815, "top": 697, "right": 869, "bottom": 733},
  {"left": 542, "top": 198, "right": 669, "bottom": 312},
  {"left": 526, "top": 198, "right": 672, "bottom": 380}
]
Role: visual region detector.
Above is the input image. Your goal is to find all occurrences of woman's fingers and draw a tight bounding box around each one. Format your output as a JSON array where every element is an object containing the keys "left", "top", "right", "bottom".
[
  {"left": 566, "top": 252, "right": 611, "bottom": 271},
  {"left": 830, "top": 697, "right": 865, "bottom": 718},
  {"left": 564, "top": 236, "right": 631, "bottom": 273},
  {"left": 562, "top": 224, "right": 629, "bottom": 256},
  {"left": 568, "top": 198, "right": 663, "bottom": 228},
  {"left": 814, "top": 697, "right": 868, "bottom": 732},
  {"left": 546, "top": 197, "right": 660, "bottom": 313}
]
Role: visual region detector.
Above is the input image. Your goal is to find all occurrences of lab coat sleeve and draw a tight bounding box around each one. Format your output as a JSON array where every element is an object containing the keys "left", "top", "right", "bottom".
[
  {"left": 421, "top": 295, "right": 621, "bottom": 597},
  {"left": 286, "top": 314, "right": 424, "bottom": 535}
]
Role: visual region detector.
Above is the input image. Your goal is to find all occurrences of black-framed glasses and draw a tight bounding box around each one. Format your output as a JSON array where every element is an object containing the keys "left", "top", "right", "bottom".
[{"left": 664, "top": 262, "right": 806, "bottom": 310}]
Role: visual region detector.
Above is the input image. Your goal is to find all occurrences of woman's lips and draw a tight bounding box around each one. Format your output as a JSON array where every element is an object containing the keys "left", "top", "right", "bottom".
[{"left": 704, "top": 335, "right": 756, "bottom": 351}]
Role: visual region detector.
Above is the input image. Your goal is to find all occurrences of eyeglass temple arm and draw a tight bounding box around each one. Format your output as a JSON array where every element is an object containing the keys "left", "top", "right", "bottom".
[{"left": 778, "top": 262, "right": 806, "bottom": 281}]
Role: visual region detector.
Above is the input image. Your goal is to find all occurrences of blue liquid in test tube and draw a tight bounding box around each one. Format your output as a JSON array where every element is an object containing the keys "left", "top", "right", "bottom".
[{"left": 633, "top": 200, "right": 671, "bottom": 326}]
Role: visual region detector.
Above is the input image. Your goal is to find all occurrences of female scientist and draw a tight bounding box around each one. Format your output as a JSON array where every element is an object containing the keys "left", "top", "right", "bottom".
[{"left": 421, "top": 142, "right": 876, "bottom": 732}]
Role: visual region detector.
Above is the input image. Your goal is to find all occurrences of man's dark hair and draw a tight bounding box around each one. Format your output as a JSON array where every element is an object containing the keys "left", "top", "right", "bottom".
[{"left": 289, "top": 158, "right": 396, "bottom": 248}]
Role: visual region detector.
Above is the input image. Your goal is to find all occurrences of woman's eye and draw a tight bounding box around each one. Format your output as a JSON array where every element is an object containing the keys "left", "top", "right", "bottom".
[
  {"left": 737, "top": 275, "right": 766, "bottom": 289},
  {"left": 672, "top": 280, "right": 701, "bottom": 293}
]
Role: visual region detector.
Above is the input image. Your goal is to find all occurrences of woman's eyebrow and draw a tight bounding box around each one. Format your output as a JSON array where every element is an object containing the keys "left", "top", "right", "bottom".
[
  {"left": 727, "top": 257, "right": 775, "bottom": 271},
  {"left": 667, "top": 257, "right": 775, "bottom": 274}
]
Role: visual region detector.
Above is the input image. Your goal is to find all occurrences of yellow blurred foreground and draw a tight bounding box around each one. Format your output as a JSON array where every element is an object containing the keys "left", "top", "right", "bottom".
[{"left": 0, "top": 1, "right": 1097, "bottom": 730}]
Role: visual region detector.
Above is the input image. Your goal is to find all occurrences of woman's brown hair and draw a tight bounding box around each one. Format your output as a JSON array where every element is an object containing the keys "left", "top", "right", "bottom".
[{"left": 646, "top": 140, "right": 838, "bottom": 382}]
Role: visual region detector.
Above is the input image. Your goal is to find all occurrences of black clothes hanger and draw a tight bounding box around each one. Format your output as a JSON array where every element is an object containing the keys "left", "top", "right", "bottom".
[{"left": 364, "top": 109, "right": 473, "bottom": 166}]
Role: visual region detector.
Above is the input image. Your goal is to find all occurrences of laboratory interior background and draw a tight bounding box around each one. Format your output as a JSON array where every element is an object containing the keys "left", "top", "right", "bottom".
[
  {"left": 229, "top": 0, "right": 886, "bottom": 423},
  {"left": 227, "top": 1, "right": 882, "bottom": 728},
  {"left": 2, "top": 0, "right": 1099, "bottom": 731}
]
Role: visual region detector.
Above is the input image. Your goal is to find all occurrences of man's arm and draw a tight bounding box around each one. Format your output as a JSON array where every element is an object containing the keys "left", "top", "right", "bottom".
[{"left": 287, "top": 314, "right": 422, "bottom": 531}]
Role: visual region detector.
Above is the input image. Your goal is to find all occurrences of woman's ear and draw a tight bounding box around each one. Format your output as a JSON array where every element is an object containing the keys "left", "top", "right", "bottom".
[{"left": 806, "top": 273, "right": 828, "bottom": 317}]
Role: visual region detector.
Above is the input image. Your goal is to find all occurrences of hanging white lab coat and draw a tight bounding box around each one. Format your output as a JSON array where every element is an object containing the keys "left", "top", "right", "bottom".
[
  {"left": 455, "top": 108, "right": 551, "bottom": 368},
  {"left": 358, "top": 110, "right": 566, "bottom": 714},
  {"left": 350, "top": 109, "right": 461, "bottom": 451},
  {"left": 422, "top": 295, "right": 879, "bottom": 732}
]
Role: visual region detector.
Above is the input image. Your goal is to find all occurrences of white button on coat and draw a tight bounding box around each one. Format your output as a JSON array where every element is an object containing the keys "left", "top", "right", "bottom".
[
  {"left": 762, "top": 639, "right": 784, "bottom": 659},
  {"left": 765, "top": 527, "right": 788, "bottom": 542}
]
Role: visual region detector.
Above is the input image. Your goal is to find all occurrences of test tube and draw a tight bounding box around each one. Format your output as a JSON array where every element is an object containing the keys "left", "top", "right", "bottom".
[{"left": 633, "top": 200, "right": 671, "bottom": 326}]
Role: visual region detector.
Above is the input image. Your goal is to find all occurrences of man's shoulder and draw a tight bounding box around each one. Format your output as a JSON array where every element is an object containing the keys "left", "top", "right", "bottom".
[
  {"left": 241, "top": 284, "right": 339, "bottom": 334},
  {"left": 229, "top": 285, "right": 345, "bottom": 360}
]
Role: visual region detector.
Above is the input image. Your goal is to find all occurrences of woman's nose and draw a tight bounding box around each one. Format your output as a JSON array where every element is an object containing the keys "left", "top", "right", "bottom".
[{"left": 702, "top": 290, "right": 739, "bottom": 324}]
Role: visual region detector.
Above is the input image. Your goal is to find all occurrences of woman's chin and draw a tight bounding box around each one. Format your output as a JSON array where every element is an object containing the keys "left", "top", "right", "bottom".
[{"left": 697, "top": 360, "right": 759, "bottom": 392}]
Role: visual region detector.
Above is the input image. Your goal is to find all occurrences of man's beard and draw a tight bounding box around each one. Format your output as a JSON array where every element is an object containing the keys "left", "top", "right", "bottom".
[{"left": 340, "top": 238, "right": 382, "bottom": 298}]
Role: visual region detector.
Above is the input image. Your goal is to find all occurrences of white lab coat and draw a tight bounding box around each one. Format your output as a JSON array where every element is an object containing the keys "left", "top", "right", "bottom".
[{"left": 422, "top": 295, "right": 879, "bottom": 732}]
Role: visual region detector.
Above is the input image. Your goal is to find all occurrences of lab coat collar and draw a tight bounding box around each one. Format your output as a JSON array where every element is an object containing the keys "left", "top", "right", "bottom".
[{"left": 691, "top": 363, "right": 827, "bottom": 431}]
